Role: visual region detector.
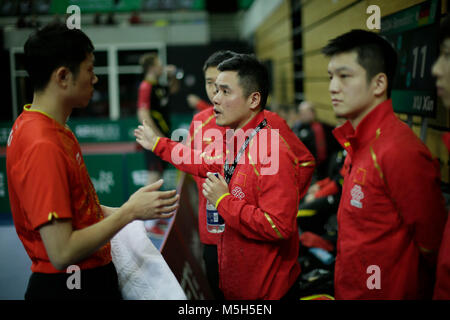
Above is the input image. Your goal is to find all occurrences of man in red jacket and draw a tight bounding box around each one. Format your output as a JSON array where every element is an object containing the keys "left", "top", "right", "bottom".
[
  {"left": 322, "top": 29, "right": 447, "bottom": 299},
  {"left": 136, "top": 54, "right": 315, "bottom": 299},
  {"left": 186, "top": 51, "right": 315, "bottom": 299},
  {"left": 185, "top": 50, "right": 234, "bottom": 299},
  {"left": 433, "top": 16, "right": 450, "bottom": 300}
]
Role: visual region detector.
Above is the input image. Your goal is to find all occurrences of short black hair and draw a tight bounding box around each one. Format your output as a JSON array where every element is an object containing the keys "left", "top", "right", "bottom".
[
  {"left": 24, "top": 22, "right": 94, "bottom": 92},
  {"left": 439, "top": 15, "right": 450, "bottom": 44},
  {"left": 322, "top": 29, "right": 397, "bottom": 98},
  {"left": 203, "top": 50, "right": 236, "bottom": 73},
  {"left": 217, "top": 53, "right": 269, "bottom": 109}
]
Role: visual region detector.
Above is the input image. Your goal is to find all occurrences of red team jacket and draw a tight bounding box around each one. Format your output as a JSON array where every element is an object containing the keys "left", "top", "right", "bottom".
[
  {"left": 434, "top": 132, "right": 450, "bottom": 299},
  {"left": 188, "top": 107, "right": 315, "bottom": 246},
  {"left": 154, "top": 111, "right": 315, "bottom": 299},
  {"left": 332, "top": 100, "right": 446, "bottom": 299}
]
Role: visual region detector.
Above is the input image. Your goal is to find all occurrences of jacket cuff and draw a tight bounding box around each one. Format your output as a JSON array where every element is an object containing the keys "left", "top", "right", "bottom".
[
  {"left": 152, "top": 137, "right": 161, "bottom": 152},
  {"left": 215, "top": 193, "right": 231, "bottom": 209}
]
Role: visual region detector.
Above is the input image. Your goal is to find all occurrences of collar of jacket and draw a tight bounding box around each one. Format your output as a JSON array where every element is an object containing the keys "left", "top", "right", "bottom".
[
  {"left": 332, "top": 99, "right": 395, "bottom": 155},
  {"left": 224, "top": 110, "right": 266, "bottom": 146}
]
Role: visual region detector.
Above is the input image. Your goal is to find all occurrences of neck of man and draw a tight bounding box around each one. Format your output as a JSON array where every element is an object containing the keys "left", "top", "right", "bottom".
[
  {"left": 30, "top": 89, "right": 71, "bottom": 126},
  {"left": 234, "top": 108, "right": 261, "bottom": 131},
  {"left": 349, "top": 95, "right": 387, "bottom": 129}
]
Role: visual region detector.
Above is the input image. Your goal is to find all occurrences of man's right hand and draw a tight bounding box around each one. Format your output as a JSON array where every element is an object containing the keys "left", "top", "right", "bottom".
[
  {"left": 124, "top": 179, "right": 179, "bottom": 221},
  {"left": 135, "top": 120, "right": 159, "bottom": 151}
]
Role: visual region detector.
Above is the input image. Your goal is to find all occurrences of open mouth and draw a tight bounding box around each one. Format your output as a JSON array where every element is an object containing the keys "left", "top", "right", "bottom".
[
  {"left": 331, "top": 99, "right": 342, "bottom": 106},
  {"left": 213, "top": 109, "right": 222, "bottom": 116}
]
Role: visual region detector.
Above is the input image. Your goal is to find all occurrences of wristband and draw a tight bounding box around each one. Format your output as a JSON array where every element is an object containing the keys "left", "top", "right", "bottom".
[
  {"left": 152, "top": 137, "right": 160, "bottom": 152},
  {"left": 215, "top": 193, "right": 231, "bottom": 209}
]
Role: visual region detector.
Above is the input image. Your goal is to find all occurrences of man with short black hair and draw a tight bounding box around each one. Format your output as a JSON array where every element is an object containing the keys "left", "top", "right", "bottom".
[
  {"left": 323, "top": 29, "right": 446, "bottom": 299},
  {"left": 135, "top": 53, "right": 314, "bottom": 299},
  {"left": 7, "top": 22, "right": 179, "bottom": 300}
]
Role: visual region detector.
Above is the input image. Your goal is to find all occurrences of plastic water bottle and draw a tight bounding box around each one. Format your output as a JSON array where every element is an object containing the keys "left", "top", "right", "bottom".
[{"left": 206, "top": 173, "right": 225, "bottom": 233}]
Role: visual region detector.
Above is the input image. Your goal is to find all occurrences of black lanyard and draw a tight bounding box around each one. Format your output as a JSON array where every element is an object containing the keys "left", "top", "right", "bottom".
[{"left": 224, "top": 119, "right": 267, "bottom": 184}]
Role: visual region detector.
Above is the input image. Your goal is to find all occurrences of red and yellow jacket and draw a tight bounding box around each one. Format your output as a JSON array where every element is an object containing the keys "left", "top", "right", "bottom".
[
  {"left": 188, "top": 108, "right": 315, "bottom": 246},
  {"left": 434, "top": 132, "right": 450, "bottom": 299},
  {"left": 332, "top": 100, "right": 446, "bottom": 299},
  {"left": 154, "top": 111, "right": 314, "bottom": 299}
]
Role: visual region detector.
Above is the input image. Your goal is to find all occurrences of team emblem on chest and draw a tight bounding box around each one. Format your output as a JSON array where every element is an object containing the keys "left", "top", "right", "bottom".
[
  {"left": 231, "top": 186, "right": 245, "bottom": 200},
  {"left": 350, "top": 184, "right": 364, "bottom": 208}
]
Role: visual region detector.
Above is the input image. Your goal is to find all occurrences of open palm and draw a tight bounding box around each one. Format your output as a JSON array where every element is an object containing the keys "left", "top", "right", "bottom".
[{"left": 134, "top": 120, "right": 158, "bottom": 151}]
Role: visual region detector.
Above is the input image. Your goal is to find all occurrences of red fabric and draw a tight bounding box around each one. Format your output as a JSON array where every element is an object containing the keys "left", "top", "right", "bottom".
[
  {"left": 433, "top": 133, "right": 450, "bottom": 299},
  {"left": 332, "top": 100, "right": 446, "bottom": 299},
  {"left": 188, "top": 107, "right": 316, "bottom": 246},
  {"left": 137, "top": 80, "right": 153, "bottom": 110},
  {"left": 187, "top": 108, "right": 226, "bottom": 245},
  {"left": 6, "top": 106, "right": 111, "bottom": 273},
  {"left": 264, "top": 110, "right": 316, "bottom": 200},
  {"left": 299, "top": 231, "right": 334, "bottom": 252},
  {"left": 316, "top": 177, "right": 331, "bottom": 188},
  {"left": 311, "top": 121, "right": 327, "bottom": 164},
  {"left": 155, "top": 111, "right": 315, "bottom": 299},
  {"left": 196, "top": 99, "right": 212, "bottom": 111},
  {"left": 314, "top": 180, "right": 339, "bottom": 199}
]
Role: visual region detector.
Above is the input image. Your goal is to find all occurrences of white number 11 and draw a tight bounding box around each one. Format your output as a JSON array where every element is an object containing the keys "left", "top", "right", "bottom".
[{"left": 412, "top": 45, "right": 427, "bottom": 79}]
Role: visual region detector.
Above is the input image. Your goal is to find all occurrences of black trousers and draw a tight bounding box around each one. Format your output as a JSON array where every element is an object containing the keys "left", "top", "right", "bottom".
[
  {"left": 25, "top": 262, "right": 122, "bottom": 300},
  {"left": 203, "top": 244, "right": 224, "bottom": 300}
]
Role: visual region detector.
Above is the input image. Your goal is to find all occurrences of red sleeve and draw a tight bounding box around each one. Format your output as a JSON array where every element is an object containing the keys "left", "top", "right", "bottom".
[
  {"left": 315, "top": 180, "right": 339, "bottom": 198},
  {"left": 19, "top": 142, "right": 73, "bottom": 230},
  {"left": 187, "top": 116, "right": 201, "bottom": 185},
  {"left": 264, "top": 110, "right": 315, "bottom": 200},
  {"left": 154, "top": 137, "right": 222, "bottom": 178},
  {"left": 137, "top": 81, "right": 152, "bottom": 110},
  {"left": 382, "top": 138, "right": 447, "bottom": 255},
  {"left": 217, "top": 142, "right": 300, "bottom": 241},
  {"left": 196, "top": 100, "right": 212, "bottom": 111},
  {"left": 316, "top": 177, "right": 331, "bottom": 188}
]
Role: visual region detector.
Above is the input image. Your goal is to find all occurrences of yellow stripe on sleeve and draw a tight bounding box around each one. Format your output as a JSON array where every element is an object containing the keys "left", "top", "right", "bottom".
[{"left": 264, "top": 213, "right": 283, "bottom": 239}]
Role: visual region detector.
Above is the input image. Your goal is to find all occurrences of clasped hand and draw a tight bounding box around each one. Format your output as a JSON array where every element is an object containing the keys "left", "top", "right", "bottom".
[{"left": 202, "top": 172, "right": 229, "bottom": 207}]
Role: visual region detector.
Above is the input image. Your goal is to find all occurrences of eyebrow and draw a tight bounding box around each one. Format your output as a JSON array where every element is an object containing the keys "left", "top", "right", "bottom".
[
  {"left": 217, "top": 84, "right": 231, "bottom": 90},
  {"left": 328, "top": 66, "right": 353, "bottom": 74}
]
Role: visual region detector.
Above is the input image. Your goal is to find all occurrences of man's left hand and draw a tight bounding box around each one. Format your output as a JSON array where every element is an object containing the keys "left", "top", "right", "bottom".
[{"left": 202, "top": 172, "right": 229, "bottom": 207}]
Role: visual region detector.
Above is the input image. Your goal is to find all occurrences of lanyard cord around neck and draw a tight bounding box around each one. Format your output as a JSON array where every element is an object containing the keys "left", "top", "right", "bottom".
[{"left": 223, "top": 119, "right": 267, "bottom": 184}]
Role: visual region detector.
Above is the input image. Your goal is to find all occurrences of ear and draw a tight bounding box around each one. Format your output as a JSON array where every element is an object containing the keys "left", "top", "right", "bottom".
[
  {"left": 54, "top": 66, "right": 71, "bottom": 89},
  {"left": 247, "top": 92, "right": 261, "bottom": 111},
  {"left": 372, "top": 73, "right": 388, "bottom": 97}
]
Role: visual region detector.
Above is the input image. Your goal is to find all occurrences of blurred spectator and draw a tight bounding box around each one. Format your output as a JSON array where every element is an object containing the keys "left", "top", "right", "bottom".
[
  {"left": 106, "top": 12, "right": 116, "bottom": 25},
  {"left": 93, "top": 13, "right": 102, "bottom": 25},
  {"left": 292, "top": 101, "right": 328, "bottom": 179},
  {"left": 129, "top": 11, "right": 141, "bottom": 24}
]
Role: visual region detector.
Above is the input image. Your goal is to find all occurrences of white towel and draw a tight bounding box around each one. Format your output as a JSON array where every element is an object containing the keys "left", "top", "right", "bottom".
[{"left": 111, "top": 220, "right": 187, "bottom": 300}]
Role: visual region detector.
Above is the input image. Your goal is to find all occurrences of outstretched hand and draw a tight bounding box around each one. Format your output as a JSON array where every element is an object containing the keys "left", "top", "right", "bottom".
[
  {"left": 126, "top": 179, "right": 179, "bottom": 221},
  {"left": 134, "top": 120, "right": 159, "bottom": 151}
]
